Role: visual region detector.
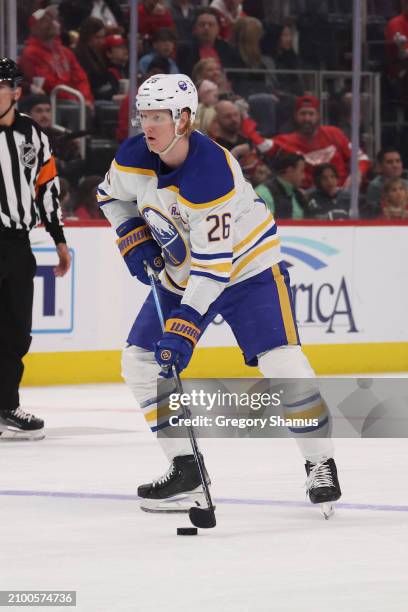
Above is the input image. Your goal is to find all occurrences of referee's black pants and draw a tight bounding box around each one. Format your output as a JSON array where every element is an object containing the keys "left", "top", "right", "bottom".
[{"left": 0, "top": 231, "right": 36, "bottom": 414}]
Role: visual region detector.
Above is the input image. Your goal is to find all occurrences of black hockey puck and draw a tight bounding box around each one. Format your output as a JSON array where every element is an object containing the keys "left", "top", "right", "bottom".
[{"left": 177, "top": 527, "right": 198, "bottom": 536}]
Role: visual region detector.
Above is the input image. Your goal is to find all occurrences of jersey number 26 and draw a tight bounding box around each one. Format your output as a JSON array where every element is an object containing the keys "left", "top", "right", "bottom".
[{"left": 207, "top": 213, "right": 231, "bottom": 242}]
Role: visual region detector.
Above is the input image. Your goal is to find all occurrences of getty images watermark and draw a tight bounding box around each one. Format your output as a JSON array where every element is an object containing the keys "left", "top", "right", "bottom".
[
  {"left": 167, "top": 389, "right": 319, "bottom": 430},
  {"left": 157, "top": 378, "right": 408, "bottom": 439}
]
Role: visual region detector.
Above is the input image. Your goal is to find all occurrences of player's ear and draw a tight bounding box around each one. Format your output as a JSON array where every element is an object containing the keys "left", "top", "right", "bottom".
[
  {"left": 14, "top": 86, "right": 22, "bottom": 102},
  {"left": 178, "top": 109, "right": 192, "bottom": 136}
]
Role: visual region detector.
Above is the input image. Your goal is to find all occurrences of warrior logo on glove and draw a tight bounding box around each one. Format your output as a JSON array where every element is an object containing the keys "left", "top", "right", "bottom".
[
  {"left": 155, "top": 305, "right": 202, "bottom": 377},
  {"left": 116, "top": 217, "right": 164, "bottom": 285}
]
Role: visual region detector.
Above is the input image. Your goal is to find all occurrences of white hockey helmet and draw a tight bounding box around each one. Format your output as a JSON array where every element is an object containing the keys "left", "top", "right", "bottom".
[{"left": 136, "top": 74, "right": 198, "bottom": 123}]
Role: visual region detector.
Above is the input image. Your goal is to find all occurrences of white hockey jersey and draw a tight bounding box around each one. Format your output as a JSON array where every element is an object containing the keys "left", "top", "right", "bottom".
[{"left": 97, "top": 131, "right": 282, "bottom": 315}]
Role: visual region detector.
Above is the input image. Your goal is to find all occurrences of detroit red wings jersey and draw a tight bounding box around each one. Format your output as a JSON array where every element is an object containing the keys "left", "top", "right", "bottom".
[{"left": 268, "top": 126, "right": 370, "bottom": 189}]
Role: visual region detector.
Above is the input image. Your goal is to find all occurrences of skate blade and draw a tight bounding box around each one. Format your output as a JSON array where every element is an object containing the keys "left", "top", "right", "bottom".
[
  {"left": 0, "top": 427, "right": 45, "bottom": 441},
  {"left": 140, "top": 490, "right": 206, "bottom": 514},
  {"left": 320, "top": 502, "right": 335, "bottom": 520}
]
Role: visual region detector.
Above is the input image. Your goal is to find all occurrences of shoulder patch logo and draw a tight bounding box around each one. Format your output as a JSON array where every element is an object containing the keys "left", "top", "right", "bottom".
[
  {"left": 144, "top": 209, "right": 175, "bottom": 239},
  {"left": 170, "top": 203, "right": 180, "bottom": 218},
  {"left": 19, "top": 142, "right": 36, "bottom": 169},
  {"left": 143, "top": 206, "right": 187, "bottom": 266}
]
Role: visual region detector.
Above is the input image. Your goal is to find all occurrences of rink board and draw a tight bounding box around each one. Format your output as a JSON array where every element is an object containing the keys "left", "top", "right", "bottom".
[{"left": 23, "top": 222, "right": 408, "bottom": 385}]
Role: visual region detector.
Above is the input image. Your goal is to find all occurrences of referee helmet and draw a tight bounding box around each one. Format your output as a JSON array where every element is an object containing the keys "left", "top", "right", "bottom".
[{"left": 0, "top": 58, "right": 23, "bottom": 87}]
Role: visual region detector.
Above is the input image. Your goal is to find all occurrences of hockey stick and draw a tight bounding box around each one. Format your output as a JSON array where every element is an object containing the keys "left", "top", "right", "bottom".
[{"left": 145, "top": 264, "right": 216, "bottom": 529}]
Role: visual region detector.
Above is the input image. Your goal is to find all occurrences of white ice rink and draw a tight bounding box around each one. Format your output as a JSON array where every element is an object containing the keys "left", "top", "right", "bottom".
[{"left": 1, "top": 383, "right": 408, "bottom": 612}]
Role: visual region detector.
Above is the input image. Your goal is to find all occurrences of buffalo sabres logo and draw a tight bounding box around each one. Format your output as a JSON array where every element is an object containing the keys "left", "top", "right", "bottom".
[
  {"left": 178, "top": 81, "right": 188, "bottom": 91},
  {"left": 19, "top": 142, "right": 36, "bottom": 169},
  {"left": 142, "top": 206, "right": 187, "bottom": 266}
]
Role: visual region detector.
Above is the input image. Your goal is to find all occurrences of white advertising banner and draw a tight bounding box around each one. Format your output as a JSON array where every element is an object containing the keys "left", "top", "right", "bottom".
[{"left": 29, "top": 225, "right": 408, "bottom": 354}]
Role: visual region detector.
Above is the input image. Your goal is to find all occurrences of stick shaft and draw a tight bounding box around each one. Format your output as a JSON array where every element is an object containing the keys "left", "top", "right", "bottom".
[{"left": 147, "top": 269, "right": 214, "bottom": 512}]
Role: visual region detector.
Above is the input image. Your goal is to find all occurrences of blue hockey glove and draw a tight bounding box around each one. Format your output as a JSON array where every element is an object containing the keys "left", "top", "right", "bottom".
[
  {"left": 155, "top": 305, "right": 202, "bottom": 378},
  {"left": 116, "top": 218, "right": 164, "bottom": 285}
]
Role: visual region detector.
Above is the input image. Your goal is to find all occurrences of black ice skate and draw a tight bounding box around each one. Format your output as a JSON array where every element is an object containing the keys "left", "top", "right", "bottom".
[
  {"left": 138, "top": 454, "right": 210, "bottom": 513},
  {"left": 0, "top": 407, "right": 45, "bottom": 440},
  {"left": 305, "top": 458, "right": 341, "bottom": 519}
]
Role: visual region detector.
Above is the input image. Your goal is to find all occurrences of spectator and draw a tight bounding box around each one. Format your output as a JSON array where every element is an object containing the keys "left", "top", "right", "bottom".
[
  {"left": 307, "top": 163, "right": 350, "bottom": 220},
  {"left": 193, "top": 57, "right": 232, "bottom": 94},
  {"left": 139, "top": 28, "right": 180, "bottom": 75},
  {"left": 231, "top": 17, "right": 277, "bottom": 97},
  {"left": 195, "top": 79, "right": 219, "bottom": 135},
  {"left": 74, "top": 176, "right": 105, "bottom": 220},
  {"left": 198, "top": 79, "right": 220, "bottom": 106},
  {"left": 255, "top": 152, "right": 308, "bottom": 219},
  {"left": 384, "top": 0, "right": 408, "bottom": 97},
  {"left": 263, "top": 22, "right": 304, "bottom": 97},
  {"left": 58, "top": 0, "right": 126, "bottom": 34},
  {"left": 116, "top": 57, "right": 171, "bottom": 142},
  {"left": 104, "top": 34, "right": 129, "bottom": 83},
  {"left": 219, "top": 93, "right": 273, "bottom": 155},
  {"left": 364, "top": 147, "right": 408, "bottom": 218},
  {"left": 382, "top": 177, "right": 408, "bottom": 218},
  {"left": 19, "top": 8, "right": 94, "bottom": 107},
  {"left": 194, "top": 104, "right": 219, "bottom": 137},
  {"left": 19, "top": 93, "right": 50, "bottom": 126},
  {"left": 210, "top": 0, "right": 245, "bottom": 42},
  {"left": 330, "top": 91, "right": 367, "bottom": 142},
  {"left": 138, "top": 0, "right": 175, "bottom": 38},
  {"left": 17, "top": 0, "right": 50, "bottom": 44},
  {"left": 170, "top": 0, "right": 196, "bottom": 42},
  {"left": 251, "top": 160, "right": 271, "bottom": 188},
  {"left": 75, "top": 18, "right": 117, "bottom": 100},
  {"left": 242, "top": 0, "right": 264, "bottom": 20},
  {"left": 214, "top": 99, "right": 249, "bottom": 150},
  {"left": 89, "top": 0, "right": 125, "bottom": 30},
  {"left": 18, "top": 94, "right": 85, "bottom": 185},
  {"left": 176, "top": 8, "right": 238, "bottom": 77},
  {"left": 213, "top": 99, "right": 262, "bottom": 179},
  {"left": 266, "top": 95, "right": 371, "bottom": 190}
]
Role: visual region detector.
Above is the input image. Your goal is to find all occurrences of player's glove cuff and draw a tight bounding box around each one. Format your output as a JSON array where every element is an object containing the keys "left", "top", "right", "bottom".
[
  {"left": 116, "top": 217, "right": 164, "bottom": 283},
  {"left": 116, "top": 218, "right": 152, "bottom": 255},
  {"left": 165, "top": 305, "right": 202, "bottom": 345},
  {"left": 155, "top": 305, "right": 202, "bottom": 376}
]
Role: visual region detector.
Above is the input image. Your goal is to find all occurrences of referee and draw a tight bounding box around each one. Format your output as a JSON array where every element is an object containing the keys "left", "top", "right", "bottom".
[{"left": 0, "top": 58, "right": 71, "bottom": 440}]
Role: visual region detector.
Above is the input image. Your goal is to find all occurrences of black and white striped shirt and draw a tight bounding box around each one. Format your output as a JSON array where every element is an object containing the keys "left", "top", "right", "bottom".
[{"left": 0, "top": 111, "right": 65, "bottom": 244}]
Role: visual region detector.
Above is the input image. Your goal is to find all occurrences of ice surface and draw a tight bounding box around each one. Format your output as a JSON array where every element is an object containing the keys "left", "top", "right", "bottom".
[{"left": 1, "top": 384, "right": 407, "bottom": 612}]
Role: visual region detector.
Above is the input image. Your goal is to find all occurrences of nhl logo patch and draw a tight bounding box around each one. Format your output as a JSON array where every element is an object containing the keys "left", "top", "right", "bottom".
[{"left": 19, "top": 142, "right": 36, "bottom": 169}]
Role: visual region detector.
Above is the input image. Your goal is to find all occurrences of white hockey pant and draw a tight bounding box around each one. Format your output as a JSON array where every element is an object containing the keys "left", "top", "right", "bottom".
[
  {"left": 121, "top": 345, "right": 192, "bottom": 461},
  {"left": 258, "top": 345, "right": 334, "bottom": 463},
  {"left": 122, "top": 344, "right": 333, "bottom": 464}
]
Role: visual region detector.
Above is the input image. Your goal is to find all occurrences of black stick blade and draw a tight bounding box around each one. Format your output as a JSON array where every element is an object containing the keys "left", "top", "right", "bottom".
[{"left": 189, "top": 506, "right": 216, "bottom": 529}]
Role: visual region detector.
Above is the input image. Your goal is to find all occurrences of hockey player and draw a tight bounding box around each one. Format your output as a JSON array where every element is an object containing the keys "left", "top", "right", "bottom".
[{"left": 97, "top": 74, "right": 341, "bottom": 516}]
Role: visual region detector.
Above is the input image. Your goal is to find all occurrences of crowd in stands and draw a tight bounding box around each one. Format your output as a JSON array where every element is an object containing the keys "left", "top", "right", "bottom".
[{"left": 12, "top": 0, "right": 408, "bottom": 220}]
